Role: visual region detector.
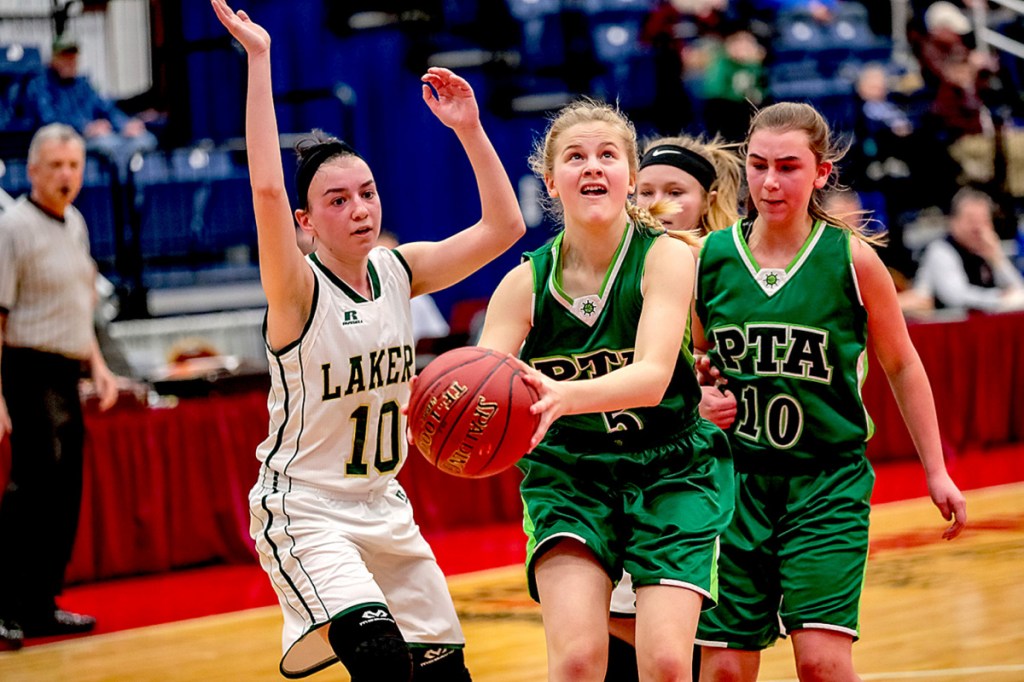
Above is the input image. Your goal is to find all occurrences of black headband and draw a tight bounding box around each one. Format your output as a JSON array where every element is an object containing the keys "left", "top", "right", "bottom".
[
  {"left": 295, "top": 140, "right": 361, "bottom": 210},
  {"left": 639, "top": 144, "right": 716, "bottom": 192}
]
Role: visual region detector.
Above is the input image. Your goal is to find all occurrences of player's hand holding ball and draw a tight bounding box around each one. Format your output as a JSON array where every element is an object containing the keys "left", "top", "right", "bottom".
[{"left": 408, "top": 347, "right": 541, "bottom": 477}]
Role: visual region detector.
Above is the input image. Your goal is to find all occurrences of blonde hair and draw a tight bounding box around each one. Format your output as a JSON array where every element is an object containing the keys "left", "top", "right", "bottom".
[
  {"left": 639, "top": 134, "right": 743, "bottom": 237},
  {"left": 528, "top": 98, "right": 696, "bottom": 246},
  {"left": 746, "top": 102, "right": 885, "bottom": 245}
]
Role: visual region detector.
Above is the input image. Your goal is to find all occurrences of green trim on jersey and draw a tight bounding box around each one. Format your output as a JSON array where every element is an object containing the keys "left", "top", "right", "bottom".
[
  {"left": 310, "top": 252, "right": 381, "bottom": 302},
  {"left": 520, "top": 223, "right": 702, "bottom": 439},
  {"left": 548, "top": 228, "right": 632, "bottom": 326},
  {"left": 696, "top": 220, "right": 872, "bottom": 468}
]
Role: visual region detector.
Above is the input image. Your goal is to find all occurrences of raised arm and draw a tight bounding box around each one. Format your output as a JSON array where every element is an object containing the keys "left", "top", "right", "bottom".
[
  {"left": 395, "top": 68, "right": 525, "bottom": 296},
  {"left": 853, "top": 239, "right": 966, "bottom": 539},
  {"left": 211, "top": 0, "right": 313, "bottom": 344}
]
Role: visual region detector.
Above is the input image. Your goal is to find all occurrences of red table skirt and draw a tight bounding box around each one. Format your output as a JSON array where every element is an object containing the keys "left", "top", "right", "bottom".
[{"left": 1, "top": 311, "right": 1021, "bottom": 584}]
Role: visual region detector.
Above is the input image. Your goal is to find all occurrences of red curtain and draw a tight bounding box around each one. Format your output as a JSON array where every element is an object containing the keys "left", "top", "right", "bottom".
[{"left": 1, "top": 310, "right": 1021, "bottom": 584}]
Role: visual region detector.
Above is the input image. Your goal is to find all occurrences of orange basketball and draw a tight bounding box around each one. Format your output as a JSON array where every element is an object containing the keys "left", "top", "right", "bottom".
[{"left": 408, "top": 346, "right": 539, "bottom": 478}]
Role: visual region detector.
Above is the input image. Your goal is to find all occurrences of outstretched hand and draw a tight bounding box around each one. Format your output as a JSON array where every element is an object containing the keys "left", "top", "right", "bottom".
[
  {"left": 421, "top": 68, "right": 480, "bottom": 132},
  {"left": 211, "top": 0, "right": 270, "bottom": 56}
]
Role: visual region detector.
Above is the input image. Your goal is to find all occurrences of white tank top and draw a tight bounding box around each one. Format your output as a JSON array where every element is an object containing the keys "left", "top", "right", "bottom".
[{"left": 255, "top": 247, "right": 416, "bottom": 495}]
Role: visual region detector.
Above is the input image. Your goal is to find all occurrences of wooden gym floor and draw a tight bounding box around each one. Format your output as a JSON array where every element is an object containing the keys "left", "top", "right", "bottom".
[{"left": 0, "top": 459, "right": 1022, "bottom": 681}]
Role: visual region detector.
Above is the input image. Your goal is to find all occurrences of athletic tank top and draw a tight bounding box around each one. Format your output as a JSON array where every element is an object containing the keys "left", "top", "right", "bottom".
[
  {"left": 255, "top": 247, "right": 416, "bottom": 494},
  {"left": 521, "top": 224, "right": 702, "bottom": 447},
  {"left": 696, "top": 220, "right": 872, "bottom": 468}
]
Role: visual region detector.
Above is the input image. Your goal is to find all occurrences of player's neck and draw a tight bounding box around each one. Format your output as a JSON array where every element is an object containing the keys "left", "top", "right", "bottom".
[{"left": 316, "top": 248, "right": 372, "bottom": 298}]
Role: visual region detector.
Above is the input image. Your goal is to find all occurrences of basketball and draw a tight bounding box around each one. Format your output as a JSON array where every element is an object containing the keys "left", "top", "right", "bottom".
[{"left": 408, "top": 346, "right": 540, "bottom": 478}]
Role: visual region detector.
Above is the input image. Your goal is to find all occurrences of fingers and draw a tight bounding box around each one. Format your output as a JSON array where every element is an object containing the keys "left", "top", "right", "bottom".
[
  {"left": 944, "top": 497, "right": 967, "bottom": 540},
  {"left": 420, "top": 68, "right": 473, "bottom": 97},
  {"left": 529, "top": 411, "right": 555, "bottom": 450},
  {"left": 421, "top": 83, "right": 437, "bottom": 109}
]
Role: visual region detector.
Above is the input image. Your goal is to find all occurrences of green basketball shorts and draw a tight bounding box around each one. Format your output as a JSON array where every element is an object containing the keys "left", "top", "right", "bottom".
[
  {"left": 696, "top": 456, "right": 874, "bottom": 650},
  {"left": 518, "top": 418, "right": 734, "bottom": 608}
]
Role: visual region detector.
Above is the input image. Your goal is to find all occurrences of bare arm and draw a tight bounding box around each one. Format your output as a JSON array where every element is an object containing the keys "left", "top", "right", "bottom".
[
  {"left": 521, "top": 237, "right": 694, "bottom": 447},
  {"left": 211, "top": 0, "right": 313, "bottom": 348},
  {"left": 853, "top": 239, "right": 966, "bottom": 539},
  {"left": 476, "top": 262, "right": 534, "bottom": 355},
  {"left": 397, "top": 68, "right": 525, "bottom": 296}
]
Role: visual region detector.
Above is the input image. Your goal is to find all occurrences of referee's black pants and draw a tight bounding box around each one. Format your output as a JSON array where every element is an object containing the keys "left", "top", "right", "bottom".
[{"left": 0, "top": 347, "right": 85, "bottom": 622}]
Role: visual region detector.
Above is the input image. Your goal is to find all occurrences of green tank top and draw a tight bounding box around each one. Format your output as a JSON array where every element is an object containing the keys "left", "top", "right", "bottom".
[
  {"left": 696, "top": 220, "right": 872, "bottom": 468},
  {"left": 521, "top": 224, "right": 702, "bottom": 446}
]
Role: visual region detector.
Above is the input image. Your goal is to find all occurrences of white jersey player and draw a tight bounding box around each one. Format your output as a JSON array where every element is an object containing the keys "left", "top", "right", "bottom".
[{"left": 212, "top": 2, "right": 525, "bottom": 680}]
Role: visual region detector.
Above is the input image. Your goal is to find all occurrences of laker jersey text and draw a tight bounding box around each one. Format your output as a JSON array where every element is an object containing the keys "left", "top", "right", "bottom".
[{"left": 320, "top": 344, "right": 415, "bottom": 400}]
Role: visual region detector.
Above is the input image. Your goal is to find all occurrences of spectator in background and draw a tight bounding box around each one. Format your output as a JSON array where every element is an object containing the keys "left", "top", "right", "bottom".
[
  {"left": 846, "top": 64, "right": 928, "bottom": 275},
  {"left": 24, "top": 35, "right": 158, "bottom": 173},
  {"left": 910, "top": 187, "right": 1024, "bottom": 311},
  {"left": 0, "top": 123, "right": 119, "bottom": 651},
  {"left": 701, "top": 27, "right": 765, "bottom": 142},
  {"left": 913, "top": 1, "right": 973, "bottom": 93}
]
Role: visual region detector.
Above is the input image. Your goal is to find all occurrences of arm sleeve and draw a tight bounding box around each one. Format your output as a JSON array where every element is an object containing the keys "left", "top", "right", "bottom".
[
  {"left": 992, "top": 258, "right": 1024, "bottom": 291},
  {"left": 80, "top": 79, "right": 130, "bottom": 130}
]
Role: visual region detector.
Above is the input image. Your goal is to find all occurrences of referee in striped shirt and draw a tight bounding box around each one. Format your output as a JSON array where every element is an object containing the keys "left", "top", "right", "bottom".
[{"left": 0, "top": 123, "right": 119, "bottom": 649}]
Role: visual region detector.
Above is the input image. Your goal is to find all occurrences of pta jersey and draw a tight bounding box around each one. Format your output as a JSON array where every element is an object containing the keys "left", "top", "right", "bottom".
[
  {"left": 696, "top": 220, "right": 872, "bottom": 468},
  {"left": 521, "top": 225, "right": 702, "bottom": 441},
  {"left": 255, "top": 247, "right": 416, "bottom": 495}
]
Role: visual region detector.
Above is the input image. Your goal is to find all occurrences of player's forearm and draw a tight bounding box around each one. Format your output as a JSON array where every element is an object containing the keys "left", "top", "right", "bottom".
[
  {"left": 455, "top": 124, "right": 525, "bottom": 240},
  {"left": 886, "top": 359, "right": 948, "bottom": 477},
  {"left": 244, "top": 51, "right": 286, "bottom": 193}
]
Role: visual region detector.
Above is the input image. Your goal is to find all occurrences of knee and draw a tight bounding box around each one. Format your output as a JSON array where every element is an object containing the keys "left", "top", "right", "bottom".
[
  {"left": 640, "top": 647, "right": 691, "bottom": 682},
  {"left": 551, "top": 638, "right": 607, "bottom": 680},
  {"left": 699, "top": 651, "right": 754, "bottom": 682},
  {"left": 327, "top": 607, "right": 412, "bottom": 682},
  {"left": 795, "top": 652, "right": 853, "bottom": 682}
]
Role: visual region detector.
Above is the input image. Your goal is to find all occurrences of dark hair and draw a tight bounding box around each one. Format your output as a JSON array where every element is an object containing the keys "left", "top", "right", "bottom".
[{"left": 294, "top": 129, "right": 361, "bottom": 210}]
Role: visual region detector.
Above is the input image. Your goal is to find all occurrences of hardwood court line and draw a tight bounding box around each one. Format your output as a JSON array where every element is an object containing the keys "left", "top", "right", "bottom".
[{"left": 761, "top": 663, "right": 1024, "bottom": 681}]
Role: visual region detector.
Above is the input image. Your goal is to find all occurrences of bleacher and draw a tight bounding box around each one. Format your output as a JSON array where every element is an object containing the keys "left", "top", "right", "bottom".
[{"left": 2, "top": 0, "right": 1021, "bottom": 378}]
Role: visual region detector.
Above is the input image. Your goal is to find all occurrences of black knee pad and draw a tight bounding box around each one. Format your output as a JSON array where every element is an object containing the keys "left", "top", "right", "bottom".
[
  {"left": 605, "top": 635, "right": 639, "bottom": 682},
  {"left": 411, "top": 645, "right": 472, "bottom": 681},
  {"left": 327, "top": 605, "right": 412, "bottom": 682}
]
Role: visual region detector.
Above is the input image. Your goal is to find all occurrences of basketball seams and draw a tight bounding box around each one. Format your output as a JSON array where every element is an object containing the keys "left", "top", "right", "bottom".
[
  {"left": 408, "top": 347, "right": 538, "bottom": 477},
  {"left": 430, "top": 353, "right": 509, "bottom": 469},
  {"left": 407, "top": 347, "right": 495, "bottom": 443},
  {"left": 472, "top": 367, "right": 519, "bottom": 475}
]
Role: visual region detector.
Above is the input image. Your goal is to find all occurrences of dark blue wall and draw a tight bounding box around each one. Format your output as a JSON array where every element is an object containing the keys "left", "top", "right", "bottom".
[{"left": 179, "top": 0, "right": 555, "bottom": 318}]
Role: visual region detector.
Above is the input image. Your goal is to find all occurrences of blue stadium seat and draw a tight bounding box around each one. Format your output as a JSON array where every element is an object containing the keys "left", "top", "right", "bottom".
[
  {"left": 0, "top": 44, "right": 44, "bottom": 156},
  {"left": 591, "top": 17, "right": 647, "bottom": 63},
  {"left": 131, "top": 147, "right": 256, "bottom": 264},
  {"left": 0, "top": 43, "right": 42, "bottom": 76},
  {"left": 768, "top": 76, "right": 857, "bottom": 131},
  {"left": 506, "top": 0, "right": 560, "bottom": 22}
]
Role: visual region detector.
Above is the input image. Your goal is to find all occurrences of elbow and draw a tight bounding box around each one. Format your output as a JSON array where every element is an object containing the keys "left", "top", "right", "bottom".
[
  {"left": 637, "top": 375, "right": 672, "bottom": 408},
  {"left": 503, "top": 216, "right": 527, "bottom": 243}
]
